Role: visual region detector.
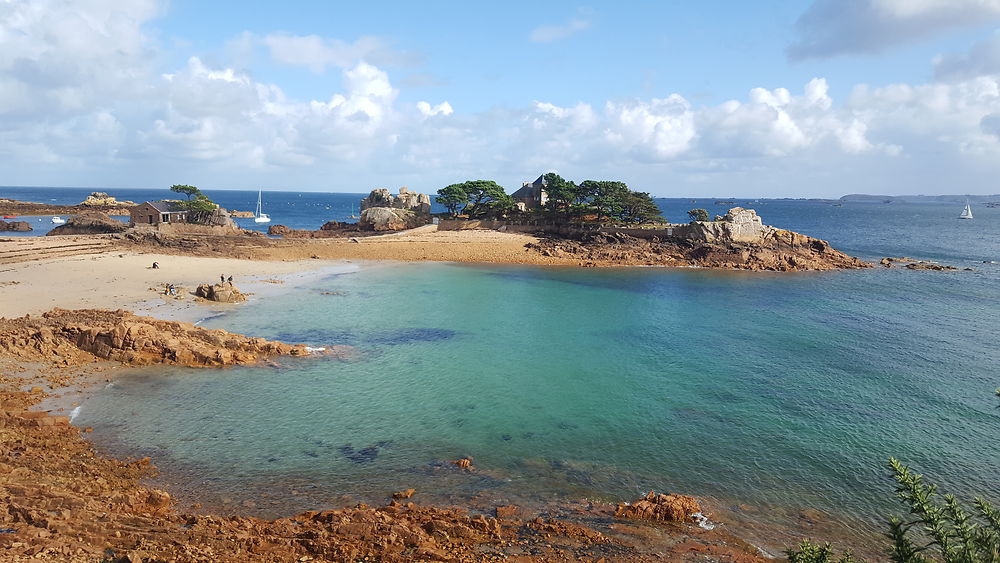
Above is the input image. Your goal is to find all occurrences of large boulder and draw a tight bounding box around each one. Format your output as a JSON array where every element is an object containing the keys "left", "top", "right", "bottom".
[
  {"left": 686, "top": 207, "right": 766, "bottom": 243},
  {"left": 0, "top": 220, "right": 32, "bottom": 232},
  {"left": 358, "top": 207, "right": 423, "bottom": 231},
  {"left": 360, "top": 187, "right": 432, "bottom": 214},
  {"left": 195, "top": 282, "right": 247, "bottom": 303},
  {"left": 47, "top": 212, "right": 127, "bottom": 236},
  {"left": 80, "top": 191, "right": 136, "bottom": 207}
]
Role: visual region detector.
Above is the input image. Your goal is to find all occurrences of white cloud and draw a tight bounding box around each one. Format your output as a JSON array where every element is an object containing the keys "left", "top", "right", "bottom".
[
  {"left": 4, "top": 1, "right": 1000, "bottom": 197},
  {"left": 261, "top": 33, "right": 418, "bottom": 72},
  {"left": 788, "top": 0, "right": 1000, "bottom": 59},
  {"left": 530, "top": 18, "right": 591, "bottom": 43}
]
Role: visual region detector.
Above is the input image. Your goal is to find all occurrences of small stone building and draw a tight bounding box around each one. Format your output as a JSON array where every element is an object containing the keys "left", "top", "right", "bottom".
[
  {"left": 510, "top": 175, "right": 548, "bottom": 211},
  {"left": 130, "top": 201, "right": 189, "bottom": 226}
]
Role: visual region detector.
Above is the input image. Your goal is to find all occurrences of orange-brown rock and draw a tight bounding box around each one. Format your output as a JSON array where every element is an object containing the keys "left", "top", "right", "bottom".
[
  {"left": 615, "top": 491, "right": 703, "bottom": 523},
  {"left": 195, "top": 281, "right": 247, "bottom": 303},
  {"left": 527, "top": 229, "right": 870, "bottom": 271},
  {"left": 0, "top": 308, "right": 308, "bottom": 367},
  {"left": 392, "top": 488, "right": 415, "bottom": 499},
  {"left": 451, "top": 457, "right": 473, "bottom": 469}
]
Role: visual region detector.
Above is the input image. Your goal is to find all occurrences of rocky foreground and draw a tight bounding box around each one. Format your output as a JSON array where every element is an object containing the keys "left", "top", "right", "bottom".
[
  {"left": 525, "top": 209, "right": 871, "bottom": 271},
  {"left": 0, "top": 309, "right": 768, "bottom": 562}
]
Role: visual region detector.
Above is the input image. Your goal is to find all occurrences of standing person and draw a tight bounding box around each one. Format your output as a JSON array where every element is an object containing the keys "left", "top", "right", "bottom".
[
  {"left": 227, "top": 275, "right": 233, "bottom": 283},
  {"left": 220, "top": 274, "right": 225, "bottom": 283}
]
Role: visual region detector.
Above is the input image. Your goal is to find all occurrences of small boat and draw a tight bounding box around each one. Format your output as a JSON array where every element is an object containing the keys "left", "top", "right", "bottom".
[
  {"left": 51, "top": 216, "right": 66, "bottom": 224},
  {"left": 2, "top": 215, "right": 15, "bottom": 219},
  {"left": 254, "top": 189, "right": 271, "bottom": 223},
  {"left": 959, "top": 201, "right": 973, "bottom": 220},
  {"left": 348, "top": 202, "right": 359, "bottom": 219}
]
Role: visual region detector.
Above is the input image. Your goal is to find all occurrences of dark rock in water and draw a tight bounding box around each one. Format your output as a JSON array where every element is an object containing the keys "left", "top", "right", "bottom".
[
  {"left": 339, "top": 444, "right": 383, "bottom": 463},
  {"left": 275, "top": 328, "right": 356, "bottom": 346},
  {"left": 47, "top": 211, "right": 126, "bottom": 235},
  {"left": 0, "top": 220, "right": 31, "bottom": 232},
  {"left": 370, "top": 327, "right": 457, "bottom": 345},
  {"left": 501, "top": 434, "right": 512, "bottom": 441}
]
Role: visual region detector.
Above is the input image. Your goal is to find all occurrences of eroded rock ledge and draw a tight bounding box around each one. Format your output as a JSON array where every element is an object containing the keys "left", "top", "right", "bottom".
[
  {"left": 0, "top": 308, "right": 308, "bottom": 367},
  {"left": 526, "top": 209, "right": 870, "bottom": 271}
]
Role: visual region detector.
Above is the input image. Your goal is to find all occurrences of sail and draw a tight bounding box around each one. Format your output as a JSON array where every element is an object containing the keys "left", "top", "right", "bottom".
[{"left": 960, "top": 203, "right": 973, "bottom": 219}]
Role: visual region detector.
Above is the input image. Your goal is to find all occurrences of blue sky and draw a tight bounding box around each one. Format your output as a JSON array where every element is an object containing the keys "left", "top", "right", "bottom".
[{"left": 4, "top": 0, "right": 1000, "bottom": 196}]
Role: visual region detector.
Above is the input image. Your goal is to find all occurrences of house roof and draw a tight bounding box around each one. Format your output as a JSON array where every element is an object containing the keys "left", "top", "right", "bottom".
[
  {"left": 511, "top": 185, "right": 543, "bottom": 199},
  {"left": 533, "top": 174, "right": 546, "bottom": 186},
  {"left": 145, "top": 200, "right": 187, "bottom": 213}
]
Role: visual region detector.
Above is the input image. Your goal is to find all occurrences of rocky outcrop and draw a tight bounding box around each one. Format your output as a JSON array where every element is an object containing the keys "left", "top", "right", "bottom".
[
  {"left": 0, "top": 219, "right": 32, "bottom": 232},
  {"left": 229, "top": 210, "right": 255, "bottom": 218},
  {"left": 195, "top": 281, "right": 247, "bottom": 303},
  {"left": 358, "top": 187, "right": 431, "bottom": 231},
  {"left": 615, "top": 491, "right": 702, "bottom": 523},
  {"left": 360, "top": 188, "right": 432, "bottom": 217},
  {"left": 358, "top": 207, "right": 424, "bottom": 231},
  {"left": 0, "top": 308, "right": 308, "bottom": 366},
  {"left": 47, "top": 211, "right": 127, "bottom": 236},
  {"left": 525, "top": 208, "right": 871, "bottom": 271},
  {"left": 0, "top": 198, "right": 131, "bottom": 216},
  {"left": 527, "top": 229, "right": 869, "bottom": 271},
  {"left": 687, "top": 207, "right": 765, "bottom": 243},
  {"left": 80, "top": 191, "right": 136, "bottom": 207},
  {"left": 267, "top": 221, "right": 359, "bottom": 238},
  {"left": 880, "top": 257, "right": 960, "bottom": 271}
]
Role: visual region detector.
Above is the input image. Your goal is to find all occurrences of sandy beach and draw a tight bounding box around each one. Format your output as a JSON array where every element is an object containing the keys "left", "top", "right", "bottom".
[
  {"left": 0, "top": 229, "right": 583, "bottom": 319},
  {"left": 0, "top": 249, "right": 350, "bottom": 320}
]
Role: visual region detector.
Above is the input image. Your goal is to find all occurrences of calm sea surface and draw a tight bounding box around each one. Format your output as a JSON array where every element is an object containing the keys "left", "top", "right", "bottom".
[{"left": 16, "top": 186, "right": 999, "bottom": 554}]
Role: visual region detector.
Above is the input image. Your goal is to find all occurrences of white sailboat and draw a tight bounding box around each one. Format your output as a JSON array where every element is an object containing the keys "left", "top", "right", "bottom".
[
  {"left": 959, "top": 201, "right": 973, "bottom": 220},
  {"left": 254, "top": 189, "right": 271, "bottom": 223},
  {"left": 51, "top": 216, "right": 66, "bottom": 224}
]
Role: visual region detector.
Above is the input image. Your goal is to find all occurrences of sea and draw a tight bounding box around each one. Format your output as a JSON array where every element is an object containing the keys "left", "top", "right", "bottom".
[{"left": 6, "top": 186, "right": 1000, "bottom": 556}]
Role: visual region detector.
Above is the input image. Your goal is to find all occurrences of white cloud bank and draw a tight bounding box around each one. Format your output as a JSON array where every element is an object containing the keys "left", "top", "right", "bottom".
[{"left": 3, "top": 1, "right": 1000, "bottom": 196}]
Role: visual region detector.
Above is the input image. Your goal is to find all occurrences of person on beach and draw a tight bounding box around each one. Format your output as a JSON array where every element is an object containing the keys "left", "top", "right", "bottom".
[
  {"left": 152, "top": 261, "right": 159, "bottom": 269},
  {"left": 227, "top": 275, "right": 233, "bottom": 283},
  {"left": 220, "top": 274, "right": 225, "bottom": 283}
]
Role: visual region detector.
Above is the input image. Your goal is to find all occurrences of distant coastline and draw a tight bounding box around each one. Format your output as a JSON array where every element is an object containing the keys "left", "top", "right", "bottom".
[{"left": 839, "top": 193, "right": 1000, "bottom": 203}]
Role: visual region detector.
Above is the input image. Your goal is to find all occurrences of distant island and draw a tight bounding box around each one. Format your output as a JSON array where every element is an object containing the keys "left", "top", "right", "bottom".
[{"left": 840, "top": 193, "right": 1000, "bottom": 203}]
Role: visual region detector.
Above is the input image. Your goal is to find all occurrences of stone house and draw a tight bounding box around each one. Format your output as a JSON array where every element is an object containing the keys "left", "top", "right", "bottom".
[
  {"left": 510, "top": 175, "right": 548, "bottom": 211},
  {"left": 129, "top": 201, "right": 189, "bottom": 226}
]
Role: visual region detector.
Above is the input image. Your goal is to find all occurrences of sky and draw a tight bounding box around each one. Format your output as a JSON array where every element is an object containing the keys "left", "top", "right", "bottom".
[{"left": 4, "top": 1, "right": 1000, "bottom": 197}]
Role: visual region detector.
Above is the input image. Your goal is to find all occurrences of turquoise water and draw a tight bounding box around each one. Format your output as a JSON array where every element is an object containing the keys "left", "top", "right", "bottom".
[{"left": 73, "top": 200, "right": 1000, "bottom": 553}]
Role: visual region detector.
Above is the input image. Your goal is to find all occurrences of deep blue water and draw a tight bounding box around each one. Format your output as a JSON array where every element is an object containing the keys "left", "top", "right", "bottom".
[{"left": 15, "top": 185, "right": 998, "bottom": 554}]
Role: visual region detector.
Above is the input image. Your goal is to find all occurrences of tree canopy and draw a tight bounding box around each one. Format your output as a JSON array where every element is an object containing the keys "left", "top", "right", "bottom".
[
  {"left": 169, "top": 184, "right": 201, "bottom": 200},
  {"left": 435, "top": 184, "right": 470, "bottom": 217},
  {"left": 538, "top": 176, "right": 663, "bottom": 224},
  {"left": 435, "top": 180, "right": 514, "bottom": 218},
  {"left": 687, "top": 208, "right": 709, "bottom": 222}
]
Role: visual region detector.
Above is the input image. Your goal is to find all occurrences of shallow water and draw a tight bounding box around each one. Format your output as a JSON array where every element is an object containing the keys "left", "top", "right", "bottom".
[{"left": 69, "top": 197, "right": 1000, "bottom": 554}]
